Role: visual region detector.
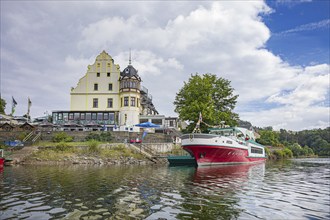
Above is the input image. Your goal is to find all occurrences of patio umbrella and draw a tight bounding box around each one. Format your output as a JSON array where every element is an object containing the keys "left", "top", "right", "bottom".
[{"left": 134, "top": 121, "right": 160, "bottom": 128}]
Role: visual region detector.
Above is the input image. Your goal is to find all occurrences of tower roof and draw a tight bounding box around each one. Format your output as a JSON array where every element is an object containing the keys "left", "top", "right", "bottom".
[{"left": 120, "top": 65, "right": 141, "bottom": 80}]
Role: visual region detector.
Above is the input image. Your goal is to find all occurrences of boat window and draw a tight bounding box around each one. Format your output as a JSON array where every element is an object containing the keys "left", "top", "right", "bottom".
[
  {"left": 251, "top": 147, "right": 263, "bottom": 154},
  {"left": 210, "top": 129, "right": 232, "bottom": 136}
]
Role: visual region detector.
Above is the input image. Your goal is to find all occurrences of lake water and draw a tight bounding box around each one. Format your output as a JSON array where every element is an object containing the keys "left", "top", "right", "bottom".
[{"left": 0, "top": 158, "right": 329, "bottom": 220}]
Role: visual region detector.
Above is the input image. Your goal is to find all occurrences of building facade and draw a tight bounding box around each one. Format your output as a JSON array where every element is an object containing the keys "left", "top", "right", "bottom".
[{"left": 52, "top": 50, "right": 158, "bottom": 131}]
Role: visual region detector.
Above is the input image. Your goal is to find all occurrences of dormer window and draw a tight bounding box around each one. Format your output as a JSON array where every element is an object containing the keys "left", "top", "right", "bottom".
[{"left": 125, "top": 68, "right": 129, "bottom": 73}]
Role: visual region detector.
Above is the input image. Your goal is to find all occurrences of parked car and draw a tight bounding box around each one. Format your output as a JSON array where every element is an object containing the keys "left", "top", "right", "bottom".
[{"left": 130, "top": 138, "right": 142, "bottom": 144}]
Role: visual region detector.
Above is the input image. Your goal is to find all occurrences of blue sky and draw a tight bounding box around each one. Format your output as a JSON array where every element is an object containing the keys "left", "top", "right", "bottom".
[
  {"left": 0, "top": 0, "right": 329, "bottom": 131},
  {"left": 265, "top": 0, "right": 329, "bottom": 66}
]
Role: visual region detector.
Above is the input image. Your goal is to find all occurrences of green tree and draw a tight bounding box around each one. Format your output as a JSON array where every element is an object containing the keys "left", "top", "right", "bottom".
[
  {"left": 257, "top": 129, "right": 280, "bottom": 146},
  {"left": 174, "top": 73, "right": 239, "bottom": 132},
  {"left": 0, "top": 98, "right": 6, "bottom": 114},
  {"left": 287, "top": 143, "right": 303, "bottom": 157}
]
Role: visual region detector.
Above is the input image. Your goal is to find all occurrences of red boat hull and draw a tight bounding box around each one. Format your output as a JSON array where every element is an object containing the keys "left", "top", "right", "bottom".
[
  {"left": 0, "top": 158, "right": 4, "bottom": 168},
  {"left": 183, "top": 145, "right": 266, "bottom": 166}
]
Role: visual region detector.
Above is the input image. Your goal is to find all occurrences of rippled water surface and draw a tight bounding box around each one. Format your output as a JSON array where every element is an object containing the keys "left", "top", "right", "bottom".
[{"left": 0, "top": 158, "right": 329, "bottom": 219}]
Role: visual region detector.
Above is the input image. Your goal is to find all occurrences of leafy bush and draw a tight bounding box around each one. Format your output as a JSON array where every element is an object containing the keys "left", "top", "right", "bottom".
[
  {"left": 87, "top": 140, "right": 100, "bottom": 153},
  {"left": 18, "top": 132, "right": 28, "bottom": 141},
  {"left": 274, "top": 149, "right": 284, "bottom": 159},
  {"left": 52, "top": 132, "right": 74, "bottom": 143},
  {"left": 283, "top": 148, "right": 293, "bottom": 158},
  {"left": 0, "top": 144, "right": 8, "bottom": 150},
  {"left": 55, "top": 141, "right": 74, "bottom": 152},
  {"left": 85, "top": 132, "right": 112, "bottom": 142}
]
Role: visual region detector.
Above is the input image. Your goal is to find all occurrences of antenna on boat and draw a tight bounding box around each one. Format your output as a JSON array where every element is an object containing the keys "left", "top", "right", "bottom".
[
  {"left": 192, "top": 112, "right": 202, "bottom": 133},
  {"left": 220, "top": 121, "right": 225, "bottom": 128}
]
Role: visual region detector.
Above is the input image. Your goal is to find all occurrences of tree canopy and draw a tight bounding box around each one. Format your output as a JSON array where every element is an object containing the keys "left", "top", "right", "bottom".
[{"left": 174, "top": 73, "right": 239, "bottom": 132}]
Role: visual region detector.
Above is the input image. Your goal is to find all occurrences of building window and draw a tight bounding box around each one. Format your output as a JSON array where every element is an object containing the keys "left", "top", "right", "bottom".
[
  {"left": 93, "top": 98, "right": 98, "bottom": 108},
  {"left": 80, "top": 113, "right": 86, "bottom": 120},
  {"left": 92, "top": 113, "right": 97, "bottom": 120},
  {"left": 152, "top": 119, "right": 162, "bottom": 125},
  {"left": 97, "top": 113, "right": 103, "bottom": 120},
  {"left": 109, "top": 113, "right": 114, "bottom": 122},
  {"left": 103, "top": 113, "right": 109, "bottom": 120},
  {"left": 97, "top": 63, "right": 100, "bottom": 67},
  {"left": 74, "top": 113, "right": 80, "bottom": 120},
  {"left": 69, "top": 113, "right": 74, "bottom": 120},
  {"left": 107, "top": 98, "right": 113, "bottom": 108},
  {"left": 63, "top": 113, "right": 68, "bottom": 121},
  {"left": 97, "top": 72, "right": 100, "bottom": 77},
  {"left": 94, "top": 83, "right": 98, "bottom": 91},
  {"left": 107, "top": 72, "right": 110, "bottom": 77},
  {"left": 108, "top": 84, "right": 113, "bottom": 91},
  {"left": 124, "top": 97, "right": 129, "bottom": 106},
  {"left": 131, "top": 97, "right": 136, "bottom": 107},
  {"left": 137, "top": 98, "right": 139, "bottom": 107}
]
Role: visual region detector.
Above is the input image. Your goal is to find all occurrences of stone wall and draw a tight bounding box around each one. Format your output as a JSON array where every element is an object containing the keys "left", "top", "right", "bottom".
[{"left": 0, "top": 130, "right": 174, "bottom": 144}]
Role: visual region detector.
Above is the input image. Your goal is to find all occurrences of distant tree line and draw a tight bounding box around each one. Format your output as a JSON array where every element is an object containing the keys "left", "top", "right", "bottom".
[{"left": 255, "top": 126, "right": 330, "bottom": 157}]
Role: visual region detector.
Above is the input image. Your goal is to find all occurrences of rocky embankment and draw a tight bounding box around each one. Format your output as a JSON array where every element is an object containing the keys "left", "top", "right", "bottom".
[
  {"left": 24, "top": 155, "right": 155, "bottom": 165},
  {"left": 7, "top": 145, "right": 167, "bottom": 166}
]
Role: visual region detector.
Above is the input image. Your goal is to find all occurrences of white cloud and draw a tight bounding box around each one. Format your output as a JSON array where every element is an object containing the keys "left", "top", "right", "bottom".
[
  {"left": 267, "top": 64, "right": 329, "bottom": 107},
  {"left": 275, "top": 0, "right": 312, "bottom": 7},
  {"left": 277, "top": 19, "right": 330, "bottom": 35},
  {"left": 0, "top": 1, "right": 328, "bottom": 130}
]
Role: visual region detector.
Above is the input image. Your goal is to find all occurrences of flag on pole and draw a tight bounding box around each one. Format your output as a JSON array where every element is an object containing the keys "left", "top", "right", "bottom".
[
  {"left": 11, "top": 96, "right": 17, "bottom": 115},
  {"left": 27, "top": 97, "right": 32, "bottom": 121},
  {"left": 27, "top": 97, "right": 32, "bottom": 115}
]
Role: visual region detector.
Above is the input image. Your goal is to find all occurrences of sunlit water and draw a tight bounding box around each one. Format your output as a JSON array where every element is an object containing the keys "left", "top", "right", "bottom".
[{"left": 0, "top": 158, "right": 329, "bottom": 219}]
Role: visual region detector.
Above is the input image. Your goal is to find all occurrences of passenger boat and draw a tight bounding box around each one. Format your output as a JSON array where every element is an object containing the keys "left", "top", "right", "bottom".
[{"left": 181, "top": 127, "right": 266, "bottom": 166}]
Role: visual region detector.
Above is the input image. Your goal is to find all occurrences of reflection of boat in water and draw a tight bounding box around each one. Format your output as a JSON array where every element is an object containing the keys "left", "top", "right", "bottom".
[
  {"left": 0, "top": 149, "right": 5, "bottom": 169},
  {"left": 182, "top": 127, "right": 267, "bottom": 166},
  {"left": 193, "top": 163, "right": 265, "bottom": 184}
]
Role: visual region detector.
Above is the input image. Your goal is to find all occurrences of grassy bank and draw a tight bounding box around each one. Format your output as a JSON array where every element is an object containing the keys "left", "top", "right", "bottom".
[{"left": 30, "top": 140, "right": 145, "bottom": 161}]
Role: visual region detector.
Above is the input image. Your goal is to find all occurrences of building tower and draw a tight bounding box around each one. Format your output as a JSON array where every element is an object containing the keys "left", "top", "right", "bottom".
[{"left": 118, "top": 54, "right": 141, "bottom": 131}]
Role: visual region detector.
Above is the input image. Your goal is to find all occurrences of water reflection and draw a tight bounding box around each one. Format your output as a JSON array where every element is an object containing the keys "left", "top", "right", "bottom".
[
  {"left": 0, "top": 160, "right": 329, "bottom": 220},
  {"left": 180, "top": 163, "right": 265, "bottom": 220}
]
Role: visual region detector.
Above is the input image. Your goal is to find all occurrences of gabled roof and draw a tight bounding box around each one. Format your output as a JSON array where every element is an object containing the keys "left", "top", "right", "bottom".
[
  {"left": 19, "top": 122, "right": 34, "bottom": 128},
  {"left": 0, "top": 122, "right": 14, "bottom": 128}
]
